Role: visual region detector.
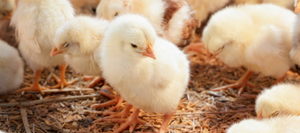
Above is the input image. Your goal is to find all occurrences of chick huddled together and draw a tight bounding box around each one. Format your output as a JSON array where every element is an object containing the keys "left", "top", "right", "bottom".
[{"left": 3, "top": 0, "right": 300, "bottom": 132}]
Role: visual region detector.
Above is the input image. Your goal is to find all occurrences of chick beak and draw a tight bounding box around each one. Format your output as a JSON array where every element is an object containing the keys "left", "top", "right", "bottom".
[
  {"left": 257, "top": 110, "right": 263, "bottom": 120},
  {"left": 141, "top": 40, "right": 156, "bottom": 60},
  {"left": 295, "top": 0, "right": 300, "bottom": 14},
  {"left": 50, "top": 46, "right": 63, "bottom": 56},
  {"left": 3, "top": 15, "right": 11, "bottom": 20},
  {"left": 206, "top": 47, "right": 218, "bottom": 61}
]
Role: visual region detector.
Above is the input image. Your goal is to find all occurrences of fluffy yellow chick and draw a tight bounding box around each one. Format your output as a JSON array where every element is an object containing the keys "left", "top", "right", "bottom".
[
  {"left": 227, "top": 115, "right": 300, "bottom": 133},
  {"left": 98, "top": 14, "right": 190, "bottom": 133},
  {"left": 0, "top": 0, "right": 15, "bottom": 20},
  {"left": 10, "top": 0, "right": 77, "bottom": 94},
  {"left": 291, "top": 0, "right": 300, "bottom": 63},
  {"left": 96, "top": 0, "right": 199, "bottom": 47},
  {"left": 235, "top": 0, "right": 294, "bottom": 10},
  {"left": 202, "top": 4, "right": 295, "bottom": 96},
  {"left": 255, "top": 83, "right": 300, "bottom": 119},
  {"left": 0, "top": 39, "right": 23, "bottom": 94},
  {"left": 51, "top": 16, "right": 122, "bottom": 110}
]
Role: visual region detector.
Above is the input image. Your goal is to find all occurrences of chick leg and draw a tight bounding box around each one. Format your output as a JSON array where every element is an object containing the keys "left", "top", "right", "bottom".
[
  {"left": 186, "top": 42, "right": 206, "bottom": 53},
  {"left": 212, "top": 70, "right": 254, "bottom": 96},
  {"left": 50, "top": 64, "right": 78, "bottom": 89},
  {"left": 15, "top": 70, "right": 48, "bottom": 95},
  {"left": 93, "top": 104, "right": 133, "bottom": 123},
  {"left": 275, "top": 74, "right": 286, "bottom": 84},
  {"left": 92, "top": 85, "right": 123, "bottom": 111},
  {"left": 83, "top": 76, "right": 104, "bottom": 88},
  {"left": 158, "top": 113, "right": 174, "bottom": 133}
]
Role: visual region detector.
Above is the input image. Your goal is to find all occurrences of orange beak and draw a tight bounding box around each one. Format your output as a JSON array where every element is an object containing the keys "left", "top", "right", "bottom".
[
  {"left": 295, "top": 0, "right": 300, "bottom": 14},
  {"left": 140, "top": 40, "right": 156, "bottom": 60},
  {"left": 206, "top": 47, "right": 218, "bottom": 61},
  {"left": 257, "top": 109, "right": 263, "bottom": 120},
  {"left": 50, "top": 46, "right": 63, "bottom": 56},
  {"left": 3, "top": 15, "right": 11, "bottom": 20}
]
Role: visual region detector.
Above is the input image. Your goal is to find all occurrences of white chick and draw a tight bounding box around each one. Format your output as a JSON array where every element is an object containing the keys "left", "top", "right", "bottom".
[
  {"left": 10, "top": 0, "right": 77, "bottom": 94},
  {"left": 96, "top": 0, "right": 199, "bottom": 47},
  {"left": 227, "top": 115, "right": 300, "bottom": 133},
  {"left": 0, "top": 0, "right": 15, "bottom": 20},
  {"left": 255, "top": 83, "right": 300, "bottom": 119},
  {"left": 99, "top": 14, "right": 190, "bottom": 133},
  {"left": 0, "top": 39, "right": 23, "bottom": 94},
  {"left": 202, "top": 4, "right": 295, "bottom": 96},
  {"left": 291, "top": 0, "right": 300, "bottom": 64},
  {"left": 51, "top": 16, "right": 123, "bottom": 110}
]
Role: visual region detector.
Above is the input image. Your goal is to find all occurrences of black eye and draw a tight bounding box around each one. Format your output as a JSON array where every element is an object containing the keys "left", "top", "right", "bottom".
[
  {"left": 114, "top": 12, "right": 118, "bottom": 17},
  {"left": 221, "top": 45, "right": 225, "bottom": 49},
  {"left": 2, "top": 12, "right": 7, "bottom": 16},
  {"left": 131, "top": 43, "right": 137, "bottom": 48},
  {"left": 64, "top": 43, "right": 69, "bottom": 47}
]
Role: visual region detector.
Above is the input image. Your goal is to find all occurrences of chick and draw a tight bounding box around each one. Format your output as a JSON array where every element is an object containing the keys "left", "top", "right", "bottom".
[
  {"left": 202, "top": 4, "right": 295, "bottom": 96},
  {"left": 51, "top": 16, "right": 122, "bottom": 110},
  {"left": 99, "top": 14, "right": 190, "bottom": 133},
  {"left": 0, "top": 39, "right": 23, "bottom": 94},
  {"left": 291, "top": 0, "right": 300, "bottom": 63},
  {"left": 69, "top": 0, "right": 101, "bottom": 15},
  {"left": 96, "top": 0, "right": 199, "bottom": 47},
  {"left": 10, "top": 0, "right": 77, "bottom": 94},
  {"left": 255, "top": 83, "right": 300, "bottom": 119},
  {"left": 227, "top": 115, "right": 300, "bottom": 133},
  {"left": 0, "top": 0, "right": 15, "bottom": 20},
  {"left": 235, "top": 0, "right": 295, "bottom": 10}
]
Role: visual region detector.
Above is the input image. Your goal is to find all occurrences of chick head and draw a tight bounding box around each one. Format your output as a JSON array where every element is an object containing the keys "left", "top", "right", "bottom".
[
  {"left": 51, "top": 16, "right": 106, "bottom": 56},
  {"left": 255, "top": 91, "right": 280, "bottom": 119},
  {"left": 227, "top": 118, "right": 271, "bottom": 133},
  {"left": 96, "top": 0, "right": 131, "bottom": 20},
  {"left": 202, "top": 7, "right": 255, "bottom": 61},
  {"left": 0, "top": 0, "right": 15, "bottom": 20},
  {"left": 104, "top": 14, "right": 156, "bottom": 59}
]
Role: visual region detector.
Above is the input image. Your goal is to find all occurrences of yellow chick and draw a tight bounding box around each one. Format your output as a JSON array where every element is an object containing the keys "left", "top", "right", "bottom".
[
  {"left": 96, "top": 0, "right": 199, "bottom": 47},
  {"left": 235, "top": 0, "right": 294, "bottom": 10},
  {"left": 0, "top": 39, "right": 23, "bottom": 94},
  {"left": 11, "top": 0, "right": 77, "bottom": 94},
  {"left": 256, "top": 83, "right": 300, "bottom": 119},
  {"left": 202, "top": 4, "right": 295, "bottom": 96},
  {"left": 0, "top": 0, "right": 15, "bottom": 20},
  {"left": 227, "top": 115, "right": 300, "bottom": 133}
]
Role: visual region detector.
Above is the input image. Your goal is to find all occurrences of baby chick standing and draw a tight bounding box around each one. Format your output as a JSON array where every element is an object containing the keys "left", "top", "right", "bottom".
[
  {"left": 99, "top": 14, "right": 190, "bottom": 133},
  {"left": 11, "top": 0, "right": 77, "bottom": 94}
]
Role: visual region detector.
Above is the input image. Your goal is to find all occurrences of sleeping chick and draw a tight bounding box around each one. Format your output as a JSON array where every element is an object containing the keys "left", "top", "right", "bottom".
[
  {"left": 0, "top": 0, "right": 15, "bottom": 20},
  {"left": 256, "top": 83, "right": 300, "bottom": 119},
  {"left": 10, "top": 0, "right": 77, "bottom": 94},
  {"left": 51, "top": 16, "right": 122, "bottom": 110},
  {"left": 99, "top": 14, "right": 190, "bottom": 133},
  {"left": 227, "top": 115, "right": 300, "bottom": 133},
  {"left": 202, "top": 4, "right": 295, "bottom": 96},
  {"left": 96, "top": 0, "right": 199, "bottom": 47},
  {"left": 0, "top": 39, "right": 23, "bottom": 94}
]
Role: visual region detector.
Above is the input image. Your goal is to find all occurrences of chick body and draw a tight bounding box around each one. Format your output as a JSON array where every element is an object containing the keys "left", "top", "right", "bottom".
[
  {"left": 290, "top": 13, "right": 300, "bottom": 65},
  {"left": 97, "top": 0, "right": 198, "bottom": 47},
  {"left": 0, "top": 39, "right": 23, "bottom": 94},
  {"left": 256, "top": 83, "right": 300, "bottom": 118},
  {"left": 227, "top": 115, "right": 300, "bottom": 133},
  {"left": 204, "top": 4, "right": 295, "bottom": 79}
]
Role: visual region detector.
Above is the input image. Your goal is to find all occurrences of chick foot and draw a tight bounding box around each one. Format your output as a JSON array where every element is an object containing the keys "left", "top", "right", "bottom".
[
  {"left": 186, "top": 42, "right": 206, "bottom": 53},
  {"left": 158, "top": 113, "right": 174, "bottom": 133},
  {"left": 50, "top": 64, "right": 78, "bottom": 89},
  {"left": 212, "top": 70, "right": 254, "bottom": 96},
  {"left": 15, "top": 70, "right": 48, "bottom": 95},
  {"left": 92, "top": 86, "right": 123, "bottom": 111},
  {"left": 93, "top": 104, "right": 133, "bottom": 123},
  {"left": 83, "top": 76, "right": 104, "bottom": 88}
]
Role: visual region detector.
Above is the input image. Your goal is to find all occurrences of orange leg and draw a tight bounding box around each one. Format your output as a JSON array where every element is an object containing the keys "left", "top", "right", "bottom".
[
  {"left": 158, "top": 113, "right": 174, "bottom": 133},
  {"left": 50, "top": 64, "right": 78, "bottom": 89},
  {"left": 92, "top": 91, "right": 123, "bottom": 111},
  {"left": 94, "top": 104, "right": 133, "bottom": 123},
  {"left": 84, "top": 76, "right": 104, "bottom": 88},
  {"left": 95, "top": 105, "right": 146, "bottom": 133},
  {"left": 15, "top": 70, "right": 48, "bottom": 95},
  {"left": 275, "top": 74, "right": 286, "bottom": 84},
  {"left": 212, "top": 70, "right": 255, "bottom": 96},
  {"left": 186, "top": 42, "right": 206, "bottom": 53}
]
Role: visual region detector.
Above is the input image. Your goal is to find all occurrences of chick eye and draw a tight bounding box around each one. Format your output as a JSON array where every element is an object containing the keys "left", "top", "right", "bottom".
[
  {"left": 131, "top": 43, "right": 137, "bottom": 48},
  {"left": 64, "top": 43, "right": 69, "bottom": 47},
  {"left": 2, "top": 12, "right": 7, "bottom": 16},
  {"left": 114, "top": 12, "right": 118, "bottom": 17},
  {"left": 271, "top": 111, "right": 279, "bottom": 117}
]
